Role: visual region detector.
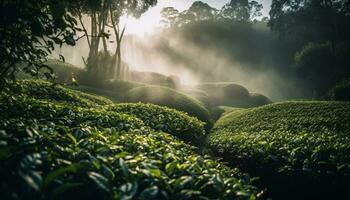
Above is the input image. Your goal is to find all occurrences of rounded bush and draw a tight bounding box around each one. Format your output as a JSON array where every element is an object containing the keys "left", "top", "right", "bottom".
[
  {"left": 247, "top": 93, "right": 272, "bottom": 107},
  {"left": 180, "top": 89, "right": 212, "bottom": 108},
  {"left": 106, "top": 103, "right": 206, "bottom": 144},
  {"left": 197, "top": 82, "right": 270, "bottom": 108},
  {"left": 207, "top": 101, "right": 350, "bottom": 199},
  {"left": 223, "top": 84, "right": 249, "bottom": 99},
  {"left": 125, "top": 86, "right": 212, "bottom": 125}
]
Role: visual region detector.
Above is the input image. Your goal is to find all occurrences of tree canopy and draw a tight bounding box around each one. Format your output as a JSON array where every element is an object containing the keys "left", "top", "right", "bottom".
[
  {"left": 161, "top": 0, "right": 263, "bottom": 27},
  {"left": 0, "top": 0, "right": 79, "bottom": 86}
]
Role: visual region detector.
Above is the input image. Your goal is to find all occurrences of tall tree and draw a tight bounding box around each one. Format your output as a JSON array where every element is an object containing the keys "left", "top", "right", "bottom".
[
  {"left": 161, "top": 7, "right": 180, "bottom": 27},
  {"left": 218, "top": 0, "right": 263, "bottom": 22},
  {"left": 269, "top": 0, "right": 350, "bottom": 52},
  {"left": 72, "top": 0, "right": 157, "bottom": 80}
]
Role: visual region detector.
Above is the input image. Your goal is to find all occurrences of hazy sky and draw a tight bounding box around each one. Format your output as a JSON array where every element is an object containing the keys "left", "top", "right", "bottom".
[{"left": 123, "top": 0, "right": 272, "bottom": 35}]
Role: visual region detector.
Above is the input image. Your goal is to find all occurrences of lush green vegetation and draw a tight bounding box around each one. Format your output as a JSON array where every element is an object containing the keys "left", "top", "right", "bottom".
[
  {"left": 196, "top": 83, "right": 272, "bottom": 108},
  {"left": 6, "top": 80, "right": 113, "bottom": 107},
  {"left": 0, "top": 80, "right": 260, "bottom": 200},
  {"left": 126, "top": 86, "right": 212, "bottom": 126},
  {"left": 180, "top": 89, "right": 212, "bottom": 109},
  {"left": 2, "top": 1, "right": 350, "bottom": 200},
  {"left": 105, "top": 103, "right": 206, "bottom": 144},
  {"left": 207, "top": 101, "right": 350, "bottom": 199}
]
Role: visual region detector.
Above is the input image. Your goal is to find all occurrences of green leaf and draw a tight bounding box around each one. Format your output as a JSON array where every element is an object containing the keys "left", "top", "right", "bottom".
[
  {"left": 44, "top": 163, "right": 81, "bottom": 187},
  {"left": 88, "top": 172, "right": 110, "bottom": 193},
  {"left": 119, "top": 182, "right": 138, "bottom": 200},
  {"left": 18, "top": 153, "right": 43, "bottom": 191},
  {"left": 139, "top": 186, "right": 159, "bottom": 200},
  {"left": 119, "top": 158, "right": 129, "bottom": 177},
  {"left": 149, "top": 168, "right": 162, "bottom": 178}
]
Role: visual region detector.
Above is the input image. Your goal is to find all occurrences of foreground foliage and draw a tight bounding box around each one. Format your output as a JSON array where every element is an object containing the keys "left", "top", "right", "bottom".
[
  {"left": 6, "top": 80, "right": 113, "bottom": 107},
  {"left": 105, "top": 103, "right": 206, "bottom": 145},
  {"left": 207, "top": 101, "right": 350, "bottom": 199},
  {"left": 0, "top": 80, "right": 260, "bottom": 199}
]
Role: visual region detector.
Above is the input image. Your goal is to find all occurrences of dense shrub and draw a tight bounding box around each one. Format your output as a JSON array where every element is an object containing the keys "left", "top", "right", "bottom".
[
  {"left": 67, "top": 85, "right": 121, "bottom": 102},
  {"left": 247, "top": 93, "right": 272, "bottom": 107},
  {"left": 196, "top": 82, "right": 271, "bottom": 108},
  {"left": 207, "top": 101, "right": 350, "bottom": 199},
  {"left": 126, "top": 86, "right": 212, "bottom": 126},
  {"left": 105, "top": 103, "right": 206, "bottom": 144},
  {"left": 223, "top": 84, "right": 250, "bottom": 99},
  {"left": 180, "top": 89, "right": 212, "bottom": 108},
  {"left": 6, "top": 80, "right": 112, "bottom": 107},
  {"left": 211, "top": 106, "right": 245, "bottom": 121},
  {"left": 0, "top": 85, "right": 260, "bottom": 200},
  {"left": 328, "top": 78, "right": 350, "bottom": 101}
]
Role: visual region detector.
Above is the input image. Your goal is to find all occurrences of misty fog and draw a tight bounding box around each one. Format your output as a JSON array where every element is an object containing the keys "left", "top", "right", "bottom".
[{"left": 57, "top": 20, "right": 303, "bottom": 101}]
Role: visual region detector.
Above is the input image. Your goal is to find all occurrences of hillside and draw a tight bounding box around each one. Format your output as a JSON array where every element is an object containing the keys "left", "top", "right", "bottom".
[
  {"left": 207, "top": 101, "right": 350, "bottom": 199},
  {"left": 0, "top": 80, "right": 259, "bottom": 200}
]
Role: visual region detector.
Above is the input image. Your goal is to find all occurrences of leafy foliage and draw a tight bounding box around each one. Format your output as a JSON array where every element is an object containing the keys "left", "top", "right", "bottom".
[
  {"left": 0, "top": 0, "right": 79, "bottom": 85},
  {"left": 5, "top": 80, "right": 112, "bottom": 107},
  {"left": 180, "top": 89, "right": 212, "bottom": 109},
  {"left": 207, "top": 101, "right": 350, "bottom": 199},
  {"left": 294, "top": 42, "right": 350, "bottom": 97},
  {"left": 126, "top": 86, "right": 212, "bottom": 126},
  {"left": 105, "top": 103, "right": 206, "bottom": 144},
  {"left": 0, "top": 81, "right": 260, "bottom": 200}
]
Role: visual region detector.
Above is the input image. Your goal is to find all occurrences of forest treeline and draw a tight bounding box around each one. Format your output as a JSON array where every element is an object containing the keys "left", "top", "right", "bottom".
[{"left": 155, "top": 0, "right": 350, "bottom": 99}]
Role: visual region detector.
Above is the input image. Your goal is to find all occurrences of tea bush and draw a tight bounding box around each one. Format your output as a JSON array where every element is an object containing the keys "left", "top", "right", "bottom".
[
  {"left": 126, "top": 86, "right": 212, "bottom": 126},
  {"left": 6, "top": 80, "right": 113, "bottom": 107},
  {"left": 247, "top": 93, "right": 272, "bottom": 107},
  {"left": 180, "top": 89, "right": 211, "bottom": 106},
  {"left": 0, "top": 81, "right": 260, "bottom": 200},
  {"left": 196, "top": 82, "right": 271, "bottom": 108},
  {"left": 207, "top": 101, "right": 350, "bottom": 199},
  {"left": 105, "top": 103, "right": 206, "bottom": 144}
]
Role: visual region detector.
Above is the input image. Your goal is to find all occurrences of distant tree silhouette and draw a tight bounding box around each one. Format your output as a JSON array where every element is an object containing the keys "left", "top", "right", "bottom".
[
  {"left": 218, "top": 0, "right": 263, "bottom": 22},
  {"left": 161, "top": 0, "right": 263, "bottom": 27},
  {"left": 269, "top": 0, "right": 350, "bottom": 98},
  {"left": 269, "top": 0, "right": 350, "bottom": 52}
]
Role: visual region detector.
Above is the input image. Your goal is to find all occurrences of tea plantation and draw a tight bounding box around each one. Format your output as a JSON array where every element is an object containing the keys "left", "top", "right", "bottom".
[
  {"left": 0, "top": 80, "right": 260, "bottom": 200},
  {"left": 207, "top": 101, "right": 350, "bottom": 199},
  {"left": 126, "top": 86, "right": 212, "bottom": 127}
]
